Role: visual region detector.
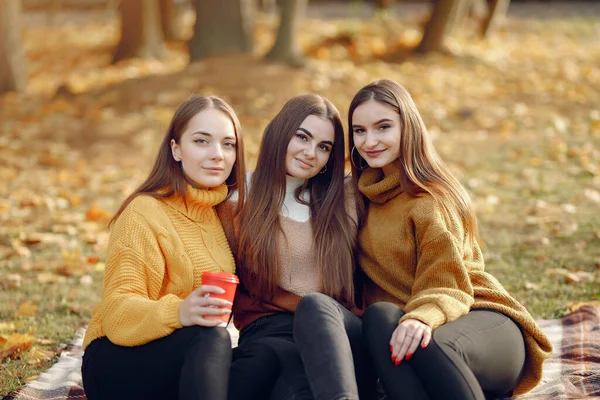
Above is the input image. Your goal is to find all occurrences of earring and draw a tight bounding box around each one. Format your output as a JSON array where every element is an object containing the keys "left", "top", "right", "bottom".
[
  {"left": 319, "top": 165, "right": 328, "bottom": 174},
  {"left": 350, "top": 146, "right": 366, "bottom": 171}
]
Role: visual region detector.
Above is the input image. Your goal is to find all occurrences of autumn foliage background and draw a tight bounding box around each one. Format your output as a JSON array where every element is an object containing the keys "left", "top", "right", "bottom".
[{"left": 1, "top": 0, "right": 599, "bottom": 395}]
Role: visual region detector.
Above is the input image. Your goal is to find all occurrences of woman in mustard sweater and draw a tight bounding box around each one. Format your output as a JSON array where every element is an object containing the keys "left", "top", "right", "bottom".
[
  {"left": 348, "top": 79, "right": 552, "bottom": 399},
  {"left": 81, "top": 96, "right": 274, "bottom": 400}
]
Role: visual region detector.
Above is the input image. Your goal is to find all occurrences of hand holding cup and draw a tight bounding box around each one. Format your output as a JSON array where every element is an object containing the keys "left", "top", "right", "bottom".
[{"left": 179, "top": 285, "right": 233, "bottom": 327}]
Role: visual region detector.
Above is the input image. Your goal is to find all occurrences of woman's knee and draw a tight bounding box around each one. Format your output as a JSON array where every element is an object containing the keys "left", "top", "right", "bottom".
[
  {"left": 182, "top": 325, "right": 232, "bottom": 349},
  {"left": 363, "top": 302, "right": 404, "bottom": 328},
  {"left": 296, "top": 292, "right": 338, "bottom": 316}
]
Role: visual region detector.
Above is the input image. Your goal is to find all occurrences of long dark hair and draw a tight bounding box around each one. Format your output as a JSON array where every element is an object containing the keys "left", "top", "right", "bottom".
[
  {"left": 111, "top": 95, "right": 246, "bottom": 225},
  {"left": 348, "top": 79, "right": 478, "bottom": 241},
  {"left": 237, "top": 94, "right": 356, "bottom": 308}
]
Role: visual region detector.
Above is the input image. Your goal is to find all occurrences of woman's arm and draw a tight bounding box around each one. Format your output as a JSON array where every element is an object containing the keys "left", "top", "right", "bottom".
[
  {"left": 400, "top": 199, "right": 475, "bottom": 330},
  {"left": 99, "top": 204, "right": 184, "bottom": 346}
]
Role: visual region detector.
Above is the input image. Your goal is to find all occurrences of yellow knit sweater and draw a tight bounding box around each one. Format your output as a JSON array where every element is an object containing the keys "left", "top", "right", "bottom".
[
  {"left": 82, "top": 184, "right": 235, "bottom": 350},
  {"left": 357, "top": 168, "right": 552, "bottom": 396}
]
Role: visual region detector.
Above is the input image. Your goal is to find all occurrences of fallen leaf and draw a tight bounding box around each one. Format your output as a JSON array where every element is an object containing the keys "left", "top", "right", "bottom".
[
  {"left": 9, "top": 239, "right": 31, "bottom": 258},
  {"left": 0, "top": 322, "right": 16, "bottom": 333},
  {"left": 23, "top": 374, "right": 39, "bottom": 382},
  {"left": 85, "top": 207, "right": 113, "bottom": 222},
  {"left": 1, "top": 274, "right": 21, "bottom": 289},
  {"left": 37, "top": 272, "right": 67, "bottom": 284},
  {"left": 0, "top": 333, "right": 35, "bottom": 361},
  {"left": 16, "top": 301, "right": 38, "bottom": 317},
  {"left": 27, "top": 347, "right": 55, "bottom": 363}
]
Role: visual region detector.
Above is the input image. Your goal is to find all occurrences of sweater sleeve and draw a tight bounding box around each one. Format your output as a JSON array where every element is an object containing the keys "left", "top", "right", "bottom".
[
  {"left": 400, "top": 200, "right": 474, "bottom": 330},
  {"left": 100, "top": 201, "right": 183, "bottom": 346}
]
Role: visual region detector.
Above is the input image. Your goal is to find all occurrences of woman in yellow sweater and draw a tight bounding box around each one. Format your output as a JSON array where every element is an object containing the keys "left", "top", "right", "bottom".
[
  {"left": 81, "top": 96, "right": 273, "bottom": 400},
  {"left": 345, "top": 79, "right": 553, "bottom": 399}
]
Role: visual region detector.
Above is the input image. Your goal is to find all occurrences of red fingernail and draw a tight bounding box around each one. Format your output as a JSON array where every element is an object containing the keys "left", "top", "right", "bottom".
[
  {"left": 395, "top": 358, "right": 401, "bottom": 366},
  {"left": 421, "top": 342, "right": 428, "bottom": 349},
  {"left": 406, "top": 353, "right": 413, "bottom": 361}
]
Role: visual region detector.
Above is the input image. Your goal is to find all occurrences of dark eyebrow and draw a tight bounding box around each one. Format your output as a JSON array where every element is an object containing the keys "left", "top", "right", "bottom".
[
  {"left": 320, "top": 140, "right": 334, "bottom": 147},
  {"left": 192, "top": 131, "right": 236, "bottom": 141},
  {"left": 297, "top": 127, "right": 313, "bottom": 138},
  {"left": 352, "top": 118, "right": 393, "bottom": 129}
]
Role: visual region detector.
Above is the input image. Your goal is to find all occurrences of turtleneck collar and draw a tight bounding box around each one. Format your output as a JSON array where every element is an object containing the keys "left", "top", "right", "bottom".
[
  {"left": 358, "top": 168, "right": 404, "bottom": 204},
  {"left": 164, "top": 184, "right": 228, "bottom": 221},
  {"left": 285, "top": 174, "right": 305, "bottom": 194}
]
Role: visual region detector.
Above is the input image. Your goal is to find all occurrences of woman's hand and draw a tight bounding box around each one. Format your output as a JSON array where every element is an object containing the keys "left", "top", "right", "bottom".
[
  {"left": 178, "top": 285, "right": 233, "bottom": 327},
  {"left": 390, "top": 318, "right": 432, "bottom": 365}
]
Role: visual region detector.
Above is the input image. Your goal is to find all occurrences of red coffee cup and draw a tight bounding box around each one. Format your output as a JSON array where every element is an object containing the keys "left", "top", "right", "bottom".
[{"left": 200, "top": 271, "right": 239, "bottom": 326}]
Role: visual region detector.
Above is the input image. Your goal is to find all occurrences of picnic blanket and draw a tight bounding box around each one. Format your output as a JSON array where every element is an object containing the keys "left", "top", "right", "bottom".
[{"left": 3, "top": 306, "right": 599, "bottom": 400}]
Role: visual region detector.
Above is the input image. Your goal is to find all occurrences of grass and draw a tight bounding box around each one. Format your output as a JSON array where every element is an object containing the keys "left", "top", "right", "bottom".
[{"left": 1, "top": 4, "right": 600, "bottom": 396}]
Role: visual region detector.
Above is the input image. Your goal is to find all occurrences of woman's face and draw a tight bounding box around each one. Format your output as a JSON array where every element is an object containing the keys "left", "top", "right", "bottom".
[
  {"left": 352, "top": 100, "right": 401, "bottom": 176},
  {"left": 285, "top": 115, "right": 334, "bottom": 180},
  {"left": 171, "top": 108, "right": 237, "bottom": 189}
]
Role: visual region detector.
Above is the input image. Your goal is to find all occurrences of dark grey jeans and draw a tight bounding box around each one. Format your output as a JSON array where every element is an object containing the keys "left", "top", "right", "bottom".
[
  {"left": 363, "top": 302, "right": 526, "bottom": 400},
  {"left": 238, "top": 312, "right": 314, "bottom": 400},
  {"left": 293, "top": 293, "right": 378, "bottom": 400}
]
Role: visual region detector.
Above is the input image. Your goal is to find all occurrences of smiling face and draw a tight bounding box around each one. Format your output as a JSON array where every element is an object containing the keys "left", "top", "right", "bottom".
[
  {"left": 351, "top": 99, "right": 402, "bottom": 176},
  {"left": 170, "top": 108, "right": 237, "bottom": 189},
  {"left": 284, "top": 114, "right": 334, "bottom": 180}
]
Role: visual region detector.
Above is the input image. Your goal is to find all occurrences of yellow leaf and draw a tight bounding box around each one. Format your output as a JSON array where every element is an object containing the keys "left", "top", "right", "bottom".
[
  {"left": 0, "top": 333, "right": 35, "bottom": 361},
  {"left": 28, "top": 347, "right": 55, "bottom": 363},
  {"left": 16, "top": 301, "right": 38, "bottom": 317}
]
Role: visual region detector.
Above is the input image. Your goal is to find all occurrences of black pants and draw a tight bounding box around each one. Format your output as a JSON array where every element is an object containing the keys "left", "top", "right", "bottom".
[
  {"left": 229, "top": 341, "right": 281, "bottom": 400},
  {"left": 363, "top": 303, "right": 526, "bottom": 400},
  {"left": 238, "top": 312, "right": 314, "bottom": 400},
  {"left": 293, "top": 293, "right": 378, "bottom": 400},
  {"left": 82, "top": 326, "right": 232, "bottom": 400}
]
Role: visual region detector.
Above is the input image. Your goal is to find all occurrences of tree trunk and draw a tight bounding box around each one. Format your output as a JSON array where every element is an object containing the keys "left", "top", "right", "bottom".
[
  {"left": 480, "top": 0, "right": 510, "bottom": 38},
  {"left": 375, "top": 0, "right": 395, "bottom": 10},
  {"left": 265, "top": 0, "right": 307, "bottom": 68},
  {"left": 159, "top": 0, "right": 188, "bottom": 41},
  {"left": 258, "top": 0, "right": 276, "bottom": 12},
  {"left": 189, "top": 0, "right": 253, "bottom": 61},
  {"left": 416, "top": 0, "right": 471, "bottom": 54},
  {"left": 0, "top": 0, "right": 28, "bottom": 93},
  {"left": 468, "top": 0, "right": 488, "bottom": 20},
  {"left": 113, "top": 0, "right": 167, "bottom": 63}
]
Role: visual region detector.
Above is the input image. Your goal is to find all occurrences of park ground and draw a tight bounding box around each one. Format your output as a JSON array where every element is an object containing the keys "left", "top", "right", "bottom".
[{"left": 1, "top": 1, "right": 599, "bottom": 395}]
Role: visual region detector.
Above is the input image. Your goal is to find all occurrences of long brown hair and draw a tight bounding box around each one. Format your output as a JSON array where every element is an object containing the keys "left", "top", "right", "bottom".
[
  {"left": 110, "top": 95, "right": 246, "bottom": 225},
  {"left": 237, "top": 94, "right": 356, "bottom": 308},
  {"left": 348, "top": 79, "right": 478, "bottom": 241}
]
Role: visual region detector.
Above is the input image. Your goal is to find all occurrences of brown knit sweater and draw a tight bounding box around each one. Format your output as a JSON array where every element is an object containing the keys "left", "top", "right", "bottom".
[
  {"left": 357, "top": 168, "right": 552, "bottom": 396},
  {"left": 217, "top": 177, "right": 359, "bottom": 332}
]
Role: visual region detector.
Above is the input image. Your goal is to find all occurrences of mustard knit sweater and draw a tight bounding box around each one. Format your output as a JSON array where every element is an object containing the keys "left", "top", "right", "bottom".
[
  {"left": 357, "top": 168, "right": 552, "bottom": 396},
  {"left": 82, "top": 184, "right": 235, "bottom": 350}
]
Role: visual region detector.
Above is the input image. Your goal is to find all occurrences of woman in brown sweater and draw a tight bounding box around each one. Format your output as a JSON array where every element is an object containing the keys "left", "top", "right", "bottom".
[
  {"left": 218, "top": 94, "right": 369, "bottom": 399},
  {"left": 348, "top": 79, "right": 552, "bottom": 399}
]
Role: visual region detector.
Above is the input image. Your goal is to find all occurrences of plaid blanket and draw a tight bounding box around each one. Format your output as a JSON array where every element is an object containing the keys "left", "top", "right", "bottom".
[
  {"left": 514, "top": 304, "right": 600, "bottom": 399},
  {"left": 3, "top": 307, "right": 598, "bottom": 400}
]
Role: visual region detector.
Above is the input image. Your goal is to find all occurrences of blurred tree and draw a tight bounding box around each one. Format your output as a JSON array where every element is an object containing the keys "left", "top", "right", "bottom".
[
  {"left": 265, "top": 0, "right": 307, "bottom": 68},
  {"left": 189, "top": 0, "right": 253, "bottom": 61},
  {"left": 258, "top": 0, "right": 276, "bottom": 12},
  {"left": 113, "top": 0, "right": 167, "bottom": 62},
  {"left": 159, "top": 0, "right": 188, "bottom": 41},
  {"left": 480, "top": 0, "right": 510, "bottom": 38},
  {"left": 375, "top": 0, "right": 395, "bottom": 10},
  {"left": 416, "top": 0, "right": 471, "bottom": 54},
  {"left": 0, "top": 0, "right": 28, "bottom": 93}
]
